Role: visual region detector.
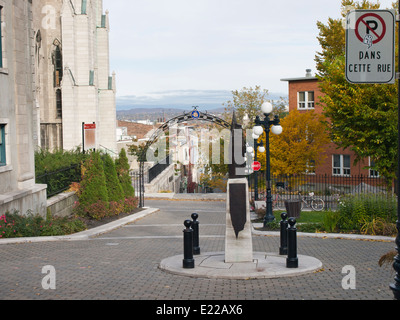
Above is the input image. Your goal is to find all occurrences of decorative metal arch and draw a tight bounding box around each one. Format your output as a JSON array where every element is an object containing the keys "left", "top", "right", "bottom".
[{"left": 136, "top": 107, "right": 232, "bottom": 207}]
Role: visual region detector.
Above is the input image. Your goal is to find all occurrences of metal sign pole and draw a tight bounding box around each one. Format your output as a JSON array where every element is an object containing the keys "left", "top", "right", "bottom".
[{"left": 390, "top": 1, "right": 400, "bottom": 300}]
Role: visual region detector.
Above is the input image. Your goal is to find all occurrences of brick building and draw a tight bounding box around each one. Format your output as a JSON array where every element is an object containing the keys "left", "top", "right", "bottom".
[{"left": 281, "top": 69, "right": 376, "bottom": 178}]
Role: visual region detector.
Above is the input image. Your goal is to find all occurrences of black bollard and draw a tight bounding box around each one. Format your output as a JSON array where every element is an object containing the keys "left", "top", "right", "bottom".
[
  {"left": 286, "top": 217, "right": 298, "bottom": 268},
  {"left": 191, "top": 213, "right": 200, "bottom": 255},
  {"left": 279, "top": 212, "right": 288, "bottom": 255},
  {"left": 183, "top": 220, "right": 195, "bottom": 269}
]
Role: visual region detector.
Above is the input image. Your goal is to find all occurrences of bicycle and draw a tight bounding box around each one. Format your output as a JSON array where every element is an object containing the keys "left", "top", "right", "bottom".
[{"left": 298, "top": 192, "right": 325, "bottom": 211}]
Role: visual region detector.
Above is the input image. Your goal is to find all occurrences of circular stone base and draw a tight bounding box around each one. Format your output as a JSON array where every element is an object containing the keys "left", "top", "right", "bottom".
[{"left": 159, "top": 252, "right": 323, "bottom": 280}]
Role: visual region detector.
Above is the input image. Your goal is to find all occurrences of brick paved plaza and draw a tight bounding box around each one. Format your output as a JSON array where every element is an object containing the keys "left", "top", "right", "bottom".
[{"left": 0, "top": 200, "right": 396, "bottom": 302}]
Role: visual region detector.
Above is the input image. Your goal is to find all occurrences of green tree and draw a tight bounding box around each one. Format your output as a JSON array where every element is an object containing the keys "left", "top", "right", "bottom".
[
  {"left": 223, "top": 86, "right": 266, "bottom": 128},
  {"left": 103, "top": 153, "right": 125, "bottom": 202},
  {"left": 315, "top": 0, "right": 398, "bottom": 181},
  {"left": 79, "top": 151, "right": 109, "bottom": 209},
  {"left": 116, "top": 148, "right": 135, "bottom": 197}
]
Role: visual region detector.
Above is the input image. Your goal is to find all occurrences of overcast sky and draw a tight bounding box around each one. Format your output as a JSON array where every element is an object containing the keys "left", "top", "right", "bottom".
[{"left": 103, "top": 0, "right": 395, "bottom": 108}]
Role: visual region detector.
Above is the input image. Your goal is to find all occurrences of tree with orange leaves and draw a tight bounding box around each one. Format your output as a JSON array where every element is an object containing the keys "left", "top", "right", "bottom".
[{"left": 257, "top": 110, "right": 330, "bottom": 175}]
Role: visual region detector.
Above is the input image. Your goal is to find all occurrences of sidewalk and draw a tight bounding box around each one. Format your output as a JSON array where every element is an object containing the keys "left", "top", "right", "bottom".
[{"left": 144, "top": 192, "right": 226, "bottom": 200}]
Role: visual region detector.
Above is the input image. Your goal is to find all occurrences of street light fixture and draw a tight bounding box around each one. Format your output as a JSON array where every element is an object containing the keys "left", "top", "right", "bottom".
[{"left": 253, "top": 102, "right": 283, "bottom": 226}]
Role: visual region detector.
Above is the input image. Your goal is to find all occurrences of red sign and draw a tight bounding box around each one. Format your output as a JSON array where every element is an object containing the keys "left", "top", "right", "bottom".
[
  {"left": 252, "top": 161, "right": 261, "bottom": 172},
  {"left": 84, "top": 123, "right": 96, "bottom": 130}
]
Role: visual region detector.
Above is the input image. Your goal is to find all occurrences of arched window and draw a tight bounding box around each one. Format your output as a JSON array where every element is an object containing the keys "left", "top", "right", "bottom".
[
  {"left": 53, "top": 44, "right": 62, "bottom": 87},
  {"left": 56, "top": 89, "right": 62, "bottom": 119}
]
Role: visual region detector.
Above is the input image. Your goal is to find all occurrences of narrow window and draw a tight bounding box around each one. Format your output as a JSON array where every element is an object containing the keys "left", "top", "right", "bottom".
[
  {"left": 333, "top": 155, "right": 341, "bottom": 175},
  {"left": 305, "top": 159, "right": 316, "bottom": 174},
  {"left": 56, "top": 89, "right": 62, "bottom": 119},
  {"left": 307, "top": 92, "right": 315, "bottom": 109},
  {"left": 53, "top": 45, "right": 63, "bottom": 87},
  {"left": 343, "top": 155, "right": 351, "bottom": 176},
  {"left": 89, "top": 70, "right": 94, "bottom": 86},
  {"left": 82, "top": 0, "right": 87, "bottom": 14},
  {"left": 369, "top": 158, "right": 379, "bottom": 178},
  {"left": 298, "top": 92, "right": 306, "bottom": 109},
  {"left": 0, "top": 124, "right": 6, "bottom": 166}
]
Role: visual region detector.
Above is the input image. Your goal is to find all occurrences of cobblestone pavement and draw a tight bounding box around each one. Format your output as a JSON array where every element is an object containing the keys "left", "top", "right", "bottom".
[{"left": 0, "top": 200, "right": 397, "bottom": 301}]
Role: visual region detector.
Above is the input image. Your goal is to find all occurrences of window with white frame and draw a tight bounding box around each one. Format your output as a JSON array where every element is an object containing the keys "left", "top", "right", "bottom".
[
  {"left": 0, "top": 124, "right": 5, "bottom": 166},
  {"left": 333, "top": 154, "right": 350, "bottom": 176},
  {"left": 369, "top": 158, "right": 379, "bottom": 178},
  {"left": 298, "top": 91, "right": 315, "bottom": 109}
]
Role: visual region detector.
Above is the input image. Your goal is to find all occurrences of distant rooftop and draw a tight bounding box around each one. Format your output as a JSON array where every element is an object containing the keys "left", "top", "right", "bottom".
[{"left": 281, "top": 69, "right": 318, "bottom": 82}]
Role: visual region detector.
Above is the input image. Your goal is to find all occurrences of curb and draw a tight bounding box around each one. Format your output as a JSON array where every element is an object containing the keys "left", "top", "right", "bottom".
[
  {"left": 251, "top": 222, "right": 396, "bottom": 242},
  {"left": 0, "top": 207, "right": 160, "bottom": 245}
]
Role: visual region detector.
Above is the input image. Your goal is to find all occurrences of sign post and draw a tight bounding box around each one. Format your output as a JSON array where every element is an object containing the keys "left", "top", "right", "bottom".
[
  {"left": 346, "top": 9, "right": 395, "bottom": 84},
  {"left": 390, "top": 2, "right": 400, "bottom": 300}
]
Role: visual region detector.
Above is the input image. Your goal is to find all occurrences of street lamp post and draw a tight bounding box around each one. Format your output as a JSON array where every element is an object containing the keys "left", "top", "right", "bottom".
[
  {"left": 253, "top": 102, "right": 282, "bottom": 227},
  {"left": 252, "top": 137, "right": 265, "bottom": 201}
]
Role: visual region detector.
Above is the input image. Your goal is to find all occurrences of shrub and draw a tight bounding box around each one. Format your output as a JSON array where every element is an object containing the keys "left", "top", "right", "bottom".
[
  {"left": 0, "top": 211, "right": 86, "bottom": 238},
  {"left": 337, "top": 194, "right": 397, "bottom": 234},
  {"left": 103, "top": 153, "right": 124, "bottom": 202},
  {"left": 109, "top": 200, "right": 125, "bottom": 216},
  {"left": 84, "top": 200, "right": 110, "bottom": 220},
  {"left": 78, "top": 151, "right": 109, "bottom": 211},
  {"left": 35, "top": 147, "right": 88, "bottom": 175},
  {"left": 115, "top": 148, "right": 135, "bottom": 197},
  {"left": 124, "top": 196, "right": 139, "bottom": 213},
  {"left": 323, "top": 210, "right": 340, "bottom": 233}
]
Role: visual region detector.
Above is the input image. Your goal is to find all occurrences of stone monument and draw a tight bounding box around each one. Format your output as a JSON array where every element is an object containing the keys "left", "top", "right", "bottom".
[{"left": 225, "top": 113, "right": 253, "bottom": 263}]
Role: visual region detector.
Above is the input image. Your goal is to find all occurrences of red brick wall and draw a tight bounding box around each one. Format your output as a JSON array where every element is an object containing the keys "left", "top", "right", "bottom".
[{"left": 285, "top": 78, "right": 371, "bottom": 177}]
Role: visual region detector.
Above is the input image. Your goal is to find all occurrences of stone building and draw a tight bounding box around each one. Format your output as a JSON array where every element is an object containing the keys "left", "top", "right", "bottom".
[
  {"left": 0, "top": 0, "right": 47, "bottom": 216},
  {"left": 33, "top": 0, "right": 117, "bottom": 154}
]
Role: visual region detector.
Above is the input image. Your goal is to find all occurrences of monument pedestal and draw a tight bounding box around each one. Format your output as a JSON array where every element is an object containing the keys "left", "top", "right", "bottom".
[{"left": 225, "top": 178, "right": 253, "bottom": 263}]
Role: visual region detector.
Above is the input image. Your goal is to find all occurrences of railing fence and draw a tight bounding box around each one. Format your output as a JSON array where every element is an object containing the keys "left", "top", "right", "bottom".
[{"left": 248, "top": 173, "right": 394, "bottom": 210}]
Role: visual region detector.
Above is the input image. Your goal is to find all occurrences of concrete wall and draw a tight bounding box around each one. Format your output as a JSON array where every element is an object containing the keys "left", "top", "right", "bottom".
[
  {"left": 145, "top": 164, "right": 180, "bottom": 193},
  {"left": 47, "top": 191, "right": 78, "bottom": 218}
]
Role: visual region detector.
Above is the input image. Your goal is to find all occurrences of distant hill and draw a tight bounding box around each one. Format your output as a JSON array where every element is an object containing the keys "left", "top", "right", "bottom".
[
  {"left": 115, "top": 90, "right": 287, "bottom": 121},
  {"left": 117, "top": 106, "right": 226, "bottom": 122}
]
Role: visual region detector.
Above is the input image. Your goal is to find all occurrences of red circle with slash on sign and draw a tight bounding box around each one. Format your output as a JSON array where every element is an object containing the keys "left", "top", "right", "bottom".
[{"left": 355, "top": 13, "right": 386, "bottom": 45}]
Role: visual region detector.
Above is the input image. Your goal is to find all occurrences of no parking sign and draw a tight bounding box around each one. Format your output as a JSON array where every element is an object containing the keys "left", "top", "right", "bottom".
[{"left": 346, "top": 10, "right": 396, "bottom": 84}]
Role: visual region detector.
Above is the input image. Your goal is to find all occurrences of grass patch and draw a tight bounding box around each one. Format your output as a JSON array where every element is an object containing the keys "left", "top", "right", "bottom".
[{"left": 253, "top": 210, "right": 326, "bottom": 233}]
